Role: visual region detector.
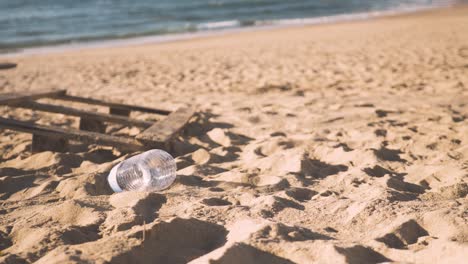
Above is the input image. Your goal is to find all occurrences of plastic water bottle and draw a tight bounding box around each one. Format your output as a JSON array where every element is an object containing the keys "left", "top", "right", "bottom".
[{"left": 108, "top": 149, "right": 177, "bottom": 192}]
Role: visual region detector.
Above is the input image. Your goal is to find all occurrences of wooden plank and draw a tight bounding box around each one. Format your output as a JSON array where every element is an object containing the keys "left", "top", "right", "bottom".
[
  {"left": 109, "top": 107, "right": 131, "bottom": 117},
  {"left": 0, "top": 117, "right": 145, "bottom": 152},
  {"left": 136, "top": 107, "right": 195, "bottom": 144},
  {"left": 0, "top": 89, "right": 66, "bottom": 105},
  {"left": 79, "top": 118, "right": 106, "bottom": 133},
  {"left": 13, "top": 100, "right": 153, "bottom": 127},
  {"left": 32, "top": 134, "right": 68, "bottom": 153},
  {"left": 56, "top": 94, "right": 172, "bottom": 116}
]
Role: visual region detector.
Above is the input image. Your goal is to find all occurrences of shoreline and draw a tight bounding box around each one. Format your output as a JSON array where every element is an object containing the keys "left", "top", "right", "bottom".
[
  {"left": 0, "top": 3, "right": 462, "bottom": 59},
  {"left": 0, "top": 4, "right": 467, "bottom": 263}
]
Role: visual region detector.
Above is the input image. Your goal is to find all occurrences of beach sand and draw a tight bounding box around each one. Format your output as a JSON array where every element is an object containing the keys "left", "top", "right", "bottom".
[{"left": 0, "top": 6, "right": 467, "bottom": 264}]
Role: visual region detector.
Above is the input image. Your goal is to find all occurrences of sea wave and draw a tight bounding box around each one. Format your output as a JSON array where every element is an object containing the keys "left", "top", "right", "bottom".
[{"left": 198, "top": 1, "right": 459, "bottom": 31}]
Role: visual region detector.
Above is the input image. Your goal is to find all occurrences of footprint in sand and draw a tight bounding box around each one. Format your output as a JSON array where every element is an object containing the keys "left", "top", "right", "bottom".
[
  {"left": 376, "top": 219, "right": 429, "bottom": 249},
  {"left": 285, "top": 187, "right": 317, "bottom": 202},
  {"left": 36, "top": 218, "right": 228, "bottom": 264},
  {"left": 372, "top": 146, "right": 406, "bottom": 162}
]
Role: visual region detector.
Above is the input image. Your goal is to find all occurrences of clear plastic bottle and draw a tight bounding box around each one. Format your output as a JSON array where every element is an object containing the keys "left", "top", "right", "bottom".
[{"left": 108, "top": 149, "right": 176, "bottom": 192}]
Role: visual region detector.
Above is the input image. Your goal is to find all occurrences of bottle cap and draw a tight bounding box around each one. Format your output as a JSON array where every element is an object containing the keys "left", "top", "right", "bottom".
[{"left": 108, "top": 163, "right": 123, "bottom": 192}]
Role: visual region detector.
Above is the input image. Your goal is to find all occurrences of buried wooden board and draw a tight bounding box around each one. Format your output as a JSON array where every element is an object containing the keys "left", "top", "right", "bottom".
[
  {"left": 0, "top": 89, "right": 66, "bottom": 105},
  {"left": 0, "top": 62, "right": 17, "bottom": 70}
]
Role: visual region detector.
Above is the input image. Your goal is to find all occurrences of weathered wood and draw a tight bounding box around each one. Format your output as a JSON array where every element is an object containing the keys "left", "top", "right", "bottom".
[
  {"left": 0, "top": 117, "right": 145, "bottom": 152},
  {"left": 110, "top": 107, "right": 131, "bottom": 117},
  {"left": 0, "top": 62, "right": 17, "bottom": 70},
  {"left": 79, "top": 118, "right": 106, "bottom": 133},
  {"left": 0, "top": 90, "right": 196, "bottom": 154},
  {"left": 57, "top": 94, "right": 171, "bottom": 115},
  {"left": 14, "top": 100, "right": 152, "bottom": 127},
  {"left": 137, "top": 107, "right": 195, "bottom": 144},
  {"left": 32, "top": 134, "right": 68, "bottom": 153},
  {"left": 0, "top": 89, "right": 66, "bottom": 105}
]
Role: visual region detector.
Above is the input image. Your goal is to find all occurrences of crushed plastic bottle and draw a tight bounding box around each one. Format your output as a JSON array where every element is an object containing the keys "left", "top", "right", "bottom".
[{"left": 108, "top": 149, "right": 176, "bottom": 192}]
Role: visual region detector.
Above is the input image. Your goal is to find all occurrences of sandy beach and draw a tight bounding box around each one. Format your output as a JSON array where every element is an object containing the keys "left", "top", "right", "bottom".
[{"left": 0, "top": 6, "right": 467, "bottom": 264}]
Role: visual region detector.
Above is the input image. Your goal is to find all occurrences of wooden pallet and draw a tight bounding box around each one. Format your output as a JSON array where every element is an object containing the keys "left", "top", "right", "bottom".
[{"left": 0, "top": 89, "right": 195, "bottom": 153}]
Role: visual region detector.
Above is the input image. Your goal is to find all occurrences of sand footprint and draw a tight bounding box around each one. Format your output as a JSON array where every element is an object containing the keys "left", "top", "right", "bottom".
[
  {"left": 36, "top": 218, "right": 228, "bottom": 264},
  {"left": 103, "top": 192, "right": 166, "bottom": 234},
  {"left": 375, "top": 219, "right": 429, "bottom": 249}
]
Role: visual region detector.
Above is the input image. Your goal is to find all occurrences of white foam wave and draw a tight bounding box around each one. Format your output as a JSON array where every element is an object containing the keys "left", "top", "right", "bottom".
[
  {"left": 197, "top": 20, "right": 241, "bottom": 30},
  {"left": 254, "top": 2, "right": 459, "bottom": 27}
]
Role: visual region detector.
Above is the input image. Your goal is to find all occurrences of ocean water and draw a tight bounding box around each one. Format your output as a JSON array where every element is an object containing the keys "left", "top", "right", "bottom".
[{"left": 0, "top": 0, "right": 464, "bottom": 52}]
